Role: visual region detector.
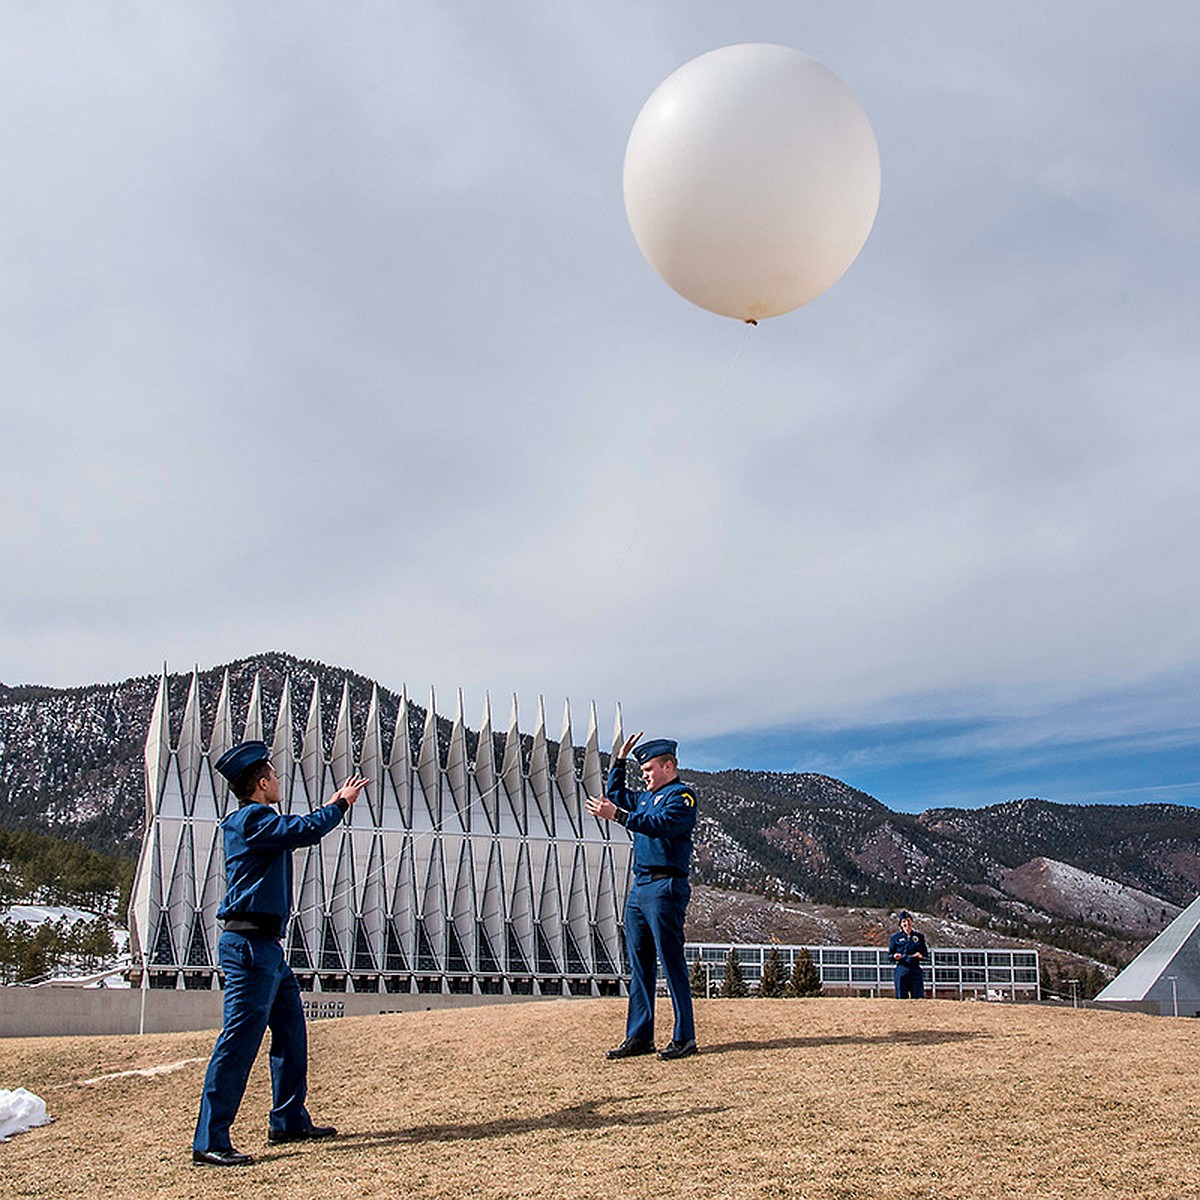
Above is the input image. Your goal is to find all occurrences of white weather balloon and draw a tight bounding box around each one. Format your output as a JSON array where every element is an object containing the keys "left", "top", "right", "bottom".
[{"left": 623, "top": 43, "right": 881, "bottom": 322}]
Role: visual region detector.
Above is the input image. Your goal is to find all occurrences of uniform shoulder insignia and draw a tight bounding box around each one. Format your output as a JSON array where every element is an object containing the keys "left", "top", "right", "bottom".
[{"left": 680, "top": 788, "right": 695, "bottom": 806}]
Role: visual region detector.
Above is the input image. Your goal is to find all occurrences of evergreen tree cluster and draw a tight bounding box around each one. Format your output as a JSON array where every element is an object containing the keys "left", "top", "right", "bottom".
[
  {"left": 1039, "top": 959, "right": 1111, "bottom": 1003},
  {"left": 0, "top": 827, "right": 134, "bottom": 916},
  {"left": 0, "top": 915, "right": 117, "bottom": 984},
  {"left": 689, "top": 946, "right": 824, "bottom": 999}
]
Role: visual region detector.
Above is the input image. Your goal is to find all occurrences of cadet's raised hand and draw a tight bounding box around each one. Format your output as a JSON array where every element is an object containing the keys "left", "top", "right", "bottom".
[
  {"left": 618, "top": 731, "right": 644, "bottom": 761},
  {"left": 334, "top": 774, "right": 369, "bottom": 806}
]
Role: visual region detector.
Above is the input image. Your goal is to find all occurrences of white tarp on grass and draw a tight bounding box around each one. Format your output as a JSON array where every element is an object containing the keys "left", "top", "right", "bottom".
[{"left": 0, "top": 1089, "right": 52, "bottom": 1141}]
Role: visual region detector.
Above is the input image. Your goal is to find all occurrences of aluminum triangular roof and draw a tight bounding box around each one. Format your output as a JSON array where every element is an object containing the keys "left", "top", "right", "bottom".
[{"left": 1096, "top": 891, "right": 1200, "bottom": 1013}]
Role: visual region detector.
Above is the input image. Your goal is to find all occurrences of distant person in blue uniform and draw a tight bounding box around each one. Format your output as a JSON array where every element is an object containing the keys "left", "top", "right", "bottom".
[
  {"left": 191, "top": 740, "right": 367, "bottom": 1167},
  {"left": 586, "top": 731, "right": 698, "bottom": 1061},
  {"left": 889, "top": 911, "right": 929, "bottom": 999}
]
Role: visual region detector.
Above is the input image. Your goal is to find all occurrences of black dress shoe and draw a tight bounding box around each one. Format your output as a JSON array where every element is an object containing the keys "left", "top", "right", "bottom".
[
  {"left": 193, "top": 1148, "right": 254, "bottom": 1167},
  {"left": 268, "top": 1124, "right": 337, "bottom": 1145},
  {"left": 605, "top": 1037, "right": 656, "bottom": 1060},
  {"left": 657, "top": 1039, "right": 698, "bottom": 1060}
]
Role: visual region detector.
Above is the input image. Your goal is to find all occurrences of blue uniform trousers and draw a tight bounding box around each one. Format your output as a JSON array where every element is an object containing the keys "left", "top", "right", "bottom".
[
  {"left": 894, "top": 964, "right": 925, "bottom": 999},
  {"left": 193, "top": 931, "right": 311, "bottom": 1152},
  {"left": 624, "top": 875, "right": 695, "bottom": 1045}
]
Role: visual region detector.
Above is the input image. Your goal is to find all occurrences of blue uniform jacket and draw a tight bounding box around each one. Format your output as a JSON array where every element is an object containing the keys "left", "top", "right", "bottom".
[
  {"left": 605, "top": 760, "right": 697, "bottom": 879},
  {"left": 888, "top": 930, "right": 929, "bottom": 967},
  {"left": 216, "top": 800, "right": 346, "bottom": 928}
]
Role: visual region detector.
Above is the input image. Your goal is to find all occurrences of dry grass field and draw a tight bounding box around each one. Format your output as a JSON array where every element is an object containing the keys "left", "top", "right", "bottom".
[{"left": 2, "top": 997, "right": 1199, "bottom": 1200}]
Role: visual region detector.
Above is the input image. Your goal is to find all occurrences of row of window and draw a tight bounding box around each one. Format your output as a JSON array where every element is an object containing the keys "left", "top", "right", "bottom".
[
  {"left": 687, "top": 945, "right": 1038, "bottom": 970},
  {"left": 803, "top": 966, "right": 1038, "bottom": 985},
  {"left": 692, "top": 964, "right": 1038, "bottom": 984}
]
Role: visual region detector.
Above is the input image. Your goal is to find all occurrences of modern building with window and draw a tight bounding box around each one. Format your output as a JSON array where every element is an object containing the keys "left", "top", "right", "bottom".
[
  {"left": 128, "top": 669, "right": 633, "bottom": 996},
  {"left": 686, "top": 942, "right": 1041, "bottom": 1000}
]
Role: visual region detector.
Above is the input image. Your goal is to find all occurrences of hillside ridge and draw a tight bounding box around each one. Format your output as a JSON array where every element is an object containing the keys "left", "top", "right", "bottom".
[{"left": 3, "top": 651, "right": 1198, "bottom": 967}]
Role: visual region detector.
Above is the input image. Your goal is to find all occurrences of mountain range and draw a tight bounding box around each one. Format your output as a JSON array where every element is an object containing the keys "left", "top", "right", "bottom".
[{"left": 3, "top": 651, "right": 1198, "bottom": 968}]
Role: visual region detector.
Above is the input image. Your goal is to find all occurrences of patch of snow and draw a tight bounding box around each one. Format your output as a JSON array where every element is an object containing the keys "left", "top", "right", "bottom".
[
  {"left": 4, "top": 904, "right": 98, "bottom": 924},
  {"left": 999, "top": 857, "right": 1180, "bottom": 934},
  {"left": 1, "top": 905, "right": 130, "bottom": 982},
  {"left": 79, "top": 1058, "right": 204, "bottom": 1085},
  {"left": 2, "top": 905, "right": 129, "bottom": 950}
]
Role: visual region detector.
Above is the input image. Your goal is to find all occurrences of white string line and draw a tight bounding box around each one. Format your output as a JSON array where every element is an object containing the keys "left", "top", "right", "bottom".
[
  {"left": 575, "top": 323, "right": 756, "bottom": 644},
  {"left": 226, "top": 770, "right": 619, "bottom": 929},
  {"left": 144, "top": 773, "right": 604, "bottom": 970},
  {"left": 95, "top": 775, "right": 496, "bottom": 983},
  {"left": 150, "top": 746, "right": 631, "bottom": 967},
  {"left": 147, "top": 331, "right": 753, "bottom": 966},
  {"left": 155, "top": 333, "right": 754, "bottom": 956},
  {"left": 289, "top": 774, "right": 526, "bottom": 923},
  {"left": 141, "top": 776, "right": 499, "bottom": 966},
  {"left": 718, "top": 320, "right": 754, "bottom": 389}
]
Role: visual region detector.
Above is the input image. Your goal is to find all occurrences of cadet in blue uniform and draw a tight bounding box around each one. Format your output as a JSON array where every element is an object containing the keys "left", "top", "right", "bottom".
[
  {"left": 586, "top": 732, "right": 698, "bottom": 1061},
  {"left": 191, "top": 740, "right": 367, "bottom": 1167},
  {"left": 888, "top": 911, "right": 929, "bottom": 999}
]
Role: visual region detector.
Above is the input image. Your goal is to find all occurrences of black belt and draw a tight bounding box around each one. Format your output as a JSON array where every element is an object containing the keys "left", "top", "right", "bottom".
[
  {"left": 223, "top": 917, "right": 281, "bottom": 938},
  {"left": 646, "top": 869, "right": 685, "bottom": 882}
]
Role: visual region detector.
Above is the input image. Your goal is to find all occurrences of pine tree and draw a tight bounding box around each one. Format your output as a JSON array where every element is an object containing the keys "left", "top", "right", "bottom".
[
  {"left": 757, "top": 946, "right": 786, "bottom": 997},
  {"left": 1045, "top": 962, "right": 1067, "bottom": 1001},
  {"left": 0, "top": 922, "right": 14, "bottom": 985},
  {"left": 689, "top": 954, "right": 709, "bottom": 999},
  {"left": 719, "top": 947, "right": 747, "bottom": 998},
  {"left": 19, "top": 924, "right": 52, "bottom": 983},
  {"left": 788, "top": 948, "right": 823, "bottom": 997},
  {"left": 1083, "top": 965, "right": 1107, "bottom": 1001}
]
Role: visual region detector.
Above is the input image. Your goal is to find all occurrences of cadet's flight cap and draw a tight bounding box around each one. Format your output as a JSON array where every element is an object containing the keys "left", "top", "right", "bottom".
[
  {"left": 215, "top": 740, "right": 271, "bottom": 784},
  {"left": 632, "top": 738, "right": 678, "bottom": 765},
  {"left": 898, "top": 910, "right": 913, "bottom": 923}
]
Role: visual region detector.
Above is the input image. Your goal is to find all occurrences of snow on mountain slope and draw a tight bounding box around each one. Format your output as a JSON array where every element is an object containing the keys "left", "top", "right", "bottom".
[{"left": 997, "top": 857, "right": 1180, "bottom": 938}]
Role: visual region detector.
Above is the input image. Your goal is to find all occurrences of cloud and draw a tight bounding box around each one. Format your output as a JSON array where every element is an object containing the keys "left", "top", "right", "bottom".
[
  {"left": 1, "top": 3, "right": 1197, "bottom": 806},
  {"left": 689, "top": 665, "right": 1200, "bottom": 810}
]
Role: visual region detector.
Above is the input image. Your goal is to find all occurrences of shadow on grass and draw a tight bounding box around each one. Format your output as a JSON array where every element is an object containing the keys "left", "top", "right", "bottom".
[
  {"left": 320, "top": 1095, "right": 730, "bottom": 1148},
  {"left": 701, "top": 1029, "right": 989, "bottom": 1055}
]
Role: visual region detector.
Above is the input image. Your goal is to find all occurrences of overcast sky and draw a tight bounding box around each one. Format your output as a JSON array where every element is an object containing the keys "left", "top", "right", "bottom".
[{"left": 2, "top": 3, "right": 1198, "bottom": 811}]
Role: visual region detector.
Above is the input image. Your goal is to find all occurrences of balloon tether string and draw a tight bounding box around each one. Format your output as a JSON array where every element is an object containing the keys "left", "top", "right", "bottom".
[
  {"left": 577, "top": 321, "right": 756, "bottom": 645},
  {"left": 718, "top": 321, "right": 754, "bottom": 389}
]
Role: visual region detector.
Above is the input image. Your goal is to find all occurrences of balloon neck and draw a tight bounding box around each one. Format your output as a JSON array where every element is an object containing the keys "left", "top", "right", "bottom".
[{"left": 744, "top": 319, "right": 758, "bottom": 326}]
